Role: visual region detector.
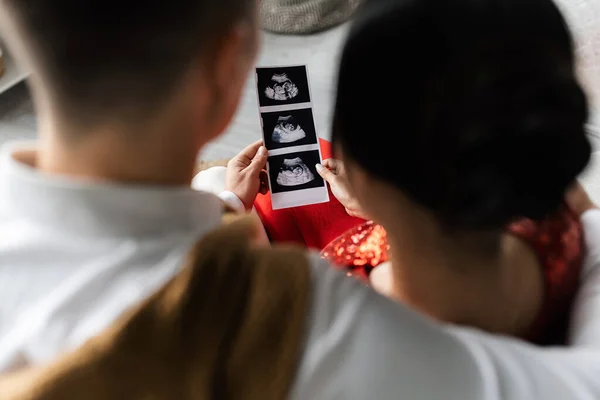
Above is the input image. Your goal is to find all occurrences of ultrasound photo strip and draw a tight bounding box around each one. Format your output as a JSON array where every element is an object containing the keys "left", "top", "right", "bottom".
[
  {"left": 255, "top": 65, "right": 328, "bottom": 209},
  {"left": 276, "top": 157, "right": 315, "bottom": 187},
  {"left": 272, "top": 115, "right": 305, "bottom": 143}
]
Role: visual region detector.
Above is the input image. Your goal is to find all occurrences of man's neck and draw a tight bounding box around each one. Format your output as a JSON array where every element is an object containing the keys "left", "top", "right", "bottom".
[{"left": 36, "top": 127, "right": 203, "bottom": 186}]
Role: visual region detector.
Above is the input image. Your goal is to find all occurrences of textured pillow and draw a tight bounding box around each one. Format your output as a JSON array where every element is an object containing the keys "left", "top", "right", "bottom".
[{"left": 260, "top": 0, "right": 362, "bottom": 34}]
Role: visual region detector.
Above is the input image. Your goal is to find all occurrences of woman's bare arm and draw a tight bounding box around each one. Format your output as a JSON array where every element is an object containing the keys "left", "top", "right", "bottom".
[{"left": 567, "top": 183, "right": 600, "bottom": 346}]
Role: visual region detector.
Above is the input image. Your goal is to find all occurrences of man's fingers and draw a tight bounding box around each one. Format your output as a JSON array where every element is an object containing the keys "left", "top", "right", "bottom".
[
  {"left": 259, "top": 170, "right": 269, "bottom": 195},
  {"left": 260, "top": 169, "right": 268, "bottom": 182},
  {"left": 233, "top": 140, "right": 264, "bottom": 166},
  {"left": 316, "top": 163, "right": 337, "bottom": 184}
]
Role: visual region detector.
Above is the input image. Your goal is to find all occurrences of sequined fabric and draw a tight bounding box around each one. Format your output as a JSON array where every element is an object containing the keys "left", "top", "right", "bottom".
[
  {"left": 264, "top": 73, "right": 299, "bottom": 101},
  {"left": 320, "top": 221, "right": 390, "bottom": 280}
]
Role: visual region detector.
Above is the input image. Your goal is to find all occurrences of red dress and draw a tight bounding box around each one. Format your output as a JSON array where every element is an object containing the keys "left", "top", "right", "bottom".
[
  {"left": 508, "top": 207, "right": 583, "bottom": 345},
  {"left": 253, "top": 139, "right": 584, "bottom": 346}
]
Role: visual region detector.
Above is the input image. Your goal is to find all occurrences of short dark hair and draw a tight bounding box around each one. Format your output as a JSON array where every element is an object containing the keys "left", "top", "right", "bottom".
[
  {"left": 3, "top": 0, "right": 255, "bottom": 125},
  {"left": 333, "top": 0, "right": 591, "bottom": 231}
]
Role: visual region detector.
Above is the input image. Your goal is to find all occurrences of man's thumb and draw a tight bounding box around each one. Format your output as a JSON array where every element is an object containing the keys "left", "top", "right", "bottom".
[
  {"left": 316, "top": 163, "right": 335, "bottom": 183},
  {"left": 250, "top": 146, "right": 268, "bottom": 171}
]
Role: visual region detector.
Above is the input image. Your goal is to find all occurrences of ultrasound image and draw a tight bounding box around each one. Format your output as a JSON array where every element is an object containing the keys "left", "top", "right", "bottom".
[
  {"left": 268, "top": 150, "right": 324, "bottom": 194},
  {"left": 265, "top": 74, "right": 299, "bottom": 101},
  {"left": 272, "top": 115, "right": 306, "bottom": 144},
  {"left": 276, "top": 157, "right": 315, "bottom": 186}
]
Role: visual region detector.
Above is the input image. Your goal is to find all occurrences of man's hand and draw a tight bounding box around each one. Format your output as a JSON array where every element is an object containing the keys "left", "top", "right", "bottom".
[
  {"left": 226, "top": 140, "right": 269, "bottom": 211},
  {"left": 566, "top": 182, "right": 598, "bottom": 217},
  {"left": 316, "top": 159, "right": 370, "bottom": 220}
]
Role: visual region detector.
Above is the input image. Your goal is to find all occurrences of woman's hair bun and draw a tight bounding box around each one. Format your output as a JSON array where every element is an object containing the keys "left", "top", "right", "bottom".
[
  {"left": 503, "top": 74, "right": 591, "bottom": 219},
  {"left": 430, "top": 59, "right": 591, "bottom": 230}
]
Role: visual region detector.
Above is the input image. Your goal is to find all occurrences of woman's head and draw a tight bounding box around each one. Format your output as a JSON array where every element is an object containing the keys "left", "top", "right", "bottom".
[{"left": 333, "top": 0, "right": 591, "bottom": 232}]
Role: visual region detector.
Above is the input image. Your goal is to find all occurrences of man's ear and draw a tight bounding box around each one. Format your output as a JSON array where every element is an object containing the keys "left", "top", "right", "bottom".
[
  {"left": 214, "top": 22, "right": 257, "bottom": 85},
  {"left": 206, "top": 22, "right": 259, "bottom": 136}
]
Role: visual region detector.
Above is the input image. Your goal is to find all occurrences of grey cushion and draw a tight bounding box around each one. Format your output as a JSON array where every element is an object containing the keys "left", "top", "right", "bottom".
[{"left": 260, "top": 0, "right": 362, "bottom": 34}]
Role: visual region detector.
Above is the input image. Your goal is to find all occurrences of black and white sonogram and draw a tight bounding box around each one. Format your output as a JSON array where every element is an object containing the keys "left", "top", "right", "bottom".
[
  {"left": 256, "top": 66, "right": 311, "bottom": 107},
  {"left": 261, "top": 108, "right": 318, "bottom": 150},
  {"left": 278, "top": 158, "right": 315, "bottom": 186},
  {"left": 274, "top": 116, "right": 305, "bottom": 143},
  {"left": 268, "top": 151, "right": 324, "bottom": 194}
]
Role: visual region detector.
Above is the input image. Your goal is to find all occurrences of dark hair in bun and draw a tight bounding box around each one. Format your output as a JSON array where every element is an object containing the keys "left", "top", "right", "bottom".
[{"left": 332, "top": 0, "right": 591, "bottom": 230}]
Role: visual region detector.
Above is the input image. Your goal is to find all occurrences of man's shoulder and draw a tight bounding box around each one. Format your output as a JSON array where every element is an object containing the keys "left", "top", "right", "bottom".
[{"left": 0, "top": 225, "right": 198, "bottom": 371}]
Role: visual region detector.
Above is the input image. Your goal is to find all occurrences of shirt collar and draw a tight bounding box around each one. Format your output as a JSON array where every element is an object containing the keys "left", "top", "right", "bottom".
[{"left": 0, "top": 141, "right": 224, "bottom": 238}]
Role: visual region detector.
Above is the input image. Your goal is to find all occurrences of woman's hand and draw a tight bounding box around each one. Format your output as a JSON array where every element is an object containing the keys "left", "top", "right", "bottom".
[
  {"left": 316, "top": 159, "right": 370, "bottom": 220},
  {"left": 566, "top": 182, "right": 598, "bottom": 217}
]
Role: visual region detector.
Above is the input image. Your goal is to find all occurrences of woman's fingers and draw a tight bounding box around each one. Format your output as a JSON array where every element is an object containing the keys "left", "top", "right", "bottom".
[
  {"left": 322, "top": 158, "right": 339, "bottom": 173},
  {"left": 316, "top": 163, "right": 338, "bottom": 184}
]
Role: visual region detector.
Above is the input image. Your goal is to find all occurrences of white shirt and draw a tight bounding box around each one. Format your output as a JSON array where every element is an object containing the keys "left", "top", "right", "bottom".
[{"left": 1, "top": 141, "right": 600, "bottom": 399}]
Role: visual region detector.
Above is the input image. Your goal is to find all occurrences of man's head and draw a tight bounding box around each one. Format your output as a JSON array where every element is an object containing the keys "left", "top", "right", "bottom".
[{"left": 0, "top": 0, "right": 258, "bottom": 144}]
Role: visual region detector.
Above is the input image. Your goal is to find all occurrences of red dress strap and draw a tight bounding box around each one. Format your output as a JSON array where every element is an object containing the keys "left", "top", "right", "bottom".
[{"left": 507, "top": 205, "right": 584, "bottom": 345}]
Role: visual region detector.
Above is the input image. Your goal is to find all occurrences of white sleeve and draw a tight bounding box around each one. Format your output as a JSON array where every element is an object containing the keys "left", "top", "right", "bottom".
[
  {"left": 190, "top": 166, "right": 246, "bottom": 214},
  {"left": 217, "top": 191, "right": 246, "bottom": 214},
  {"left": 569, "top": 209, "right": 600, "bottom": 347},
  {"left": 291, "top": 254, "right": 600, "bottom": 400}
]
